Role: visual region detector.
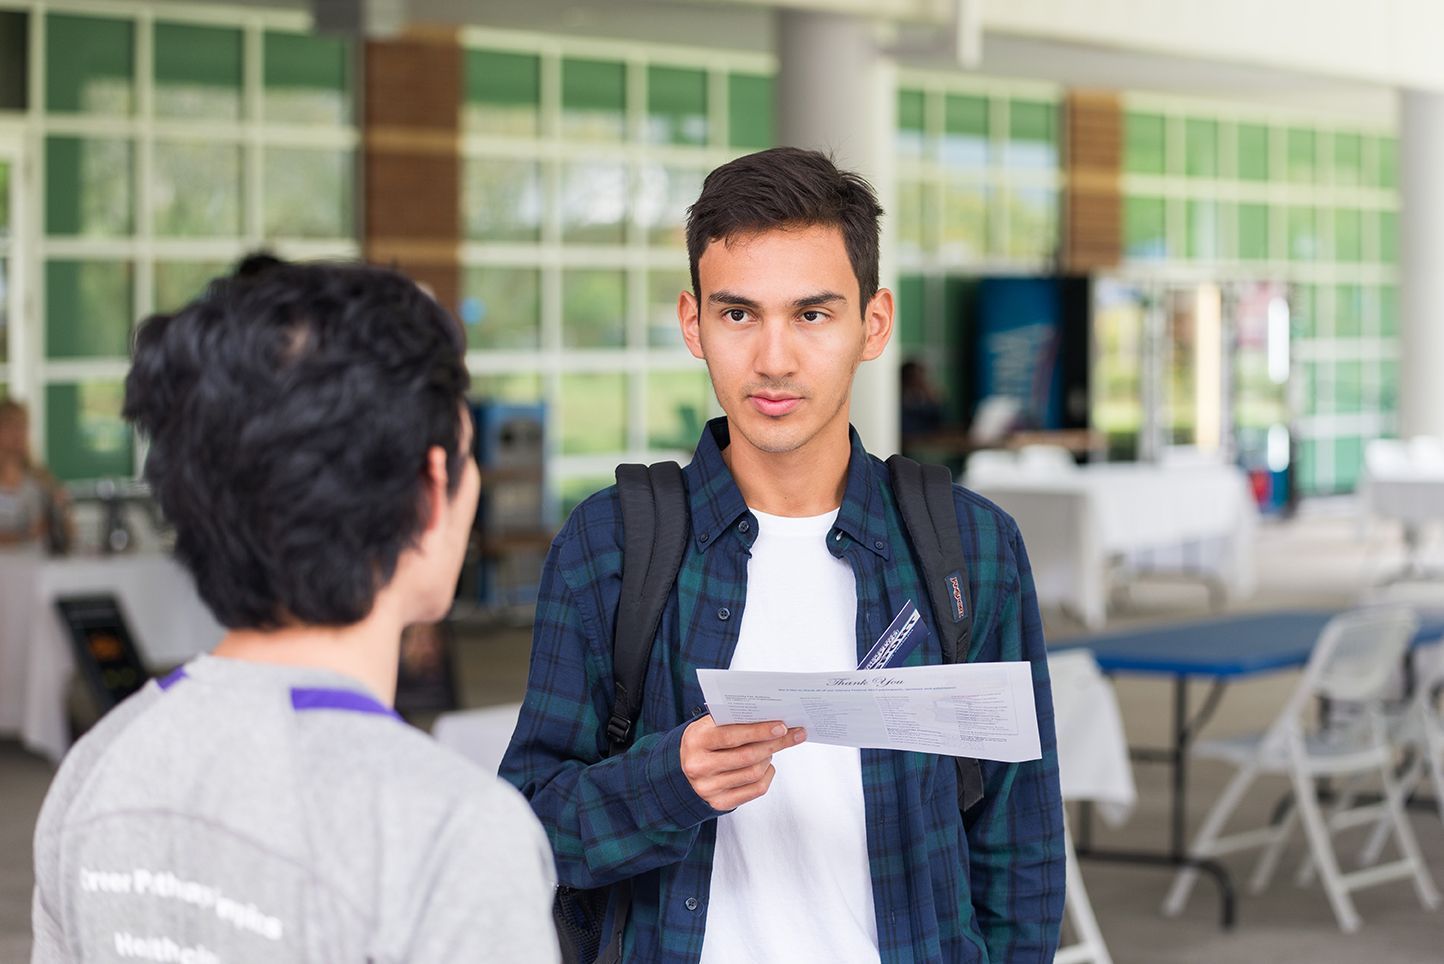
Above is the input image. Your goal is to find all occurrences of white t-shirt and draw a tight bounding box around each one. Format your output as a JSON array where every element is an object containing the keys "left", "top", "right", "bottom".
[{"left": 699, "top": 508, "right": 880, "bottom": 964}]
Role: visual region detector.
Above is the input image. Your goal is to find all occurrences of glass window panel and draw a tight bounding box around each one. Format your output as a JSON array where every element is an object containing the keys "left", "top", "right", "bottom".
[
  {"left": 1007, "top": 99, "right": 1056, "bottom": 170},
  {"left": 45, "top": 381, "right": 132, "bottom": 481},
  {"left": 1336, "top": 283, "right": 1363, "bottom": 338},
  {"left": 1302, "top": 362, "right": 1329, "bottom": 416},
  {"left": 939, "top": 181, "right": 987, "bottom": 259},
  {"left": 896, "top": 274, "right": 926, "bottom": 349},
  {"left": 647, "top": 369, "right": 711, "bottom": 450},
  {"left": 896, "top": 179, "right": 931, "bottom": 258},
  {"left": 153, "top": 141, "right": 242, "bottom": 237},
  {"left": 470, "top": 373, "right": 542, "bottom": 404},
  {"left": 1237, "top": 203, "right": 1270, "bottom": 261},
  {"left": 264, "top": 31, "right": 350, "bottom": 125},
  {"left": 728, "top": 73, "right": 773, "bottom": 151},
  {"left": 459, "top": 267, "right": 540, "bottom": 351},
  {"left": 1380, "top": 357, "right": 1400, "bottom": 413},
  {"left": 897, "top": 89, "right": 926, "bottom": 158},
  {"left": 562, "top": 270, "right": 625, "bottom": 349},
  {"left": 1334, "top": 208, "right": 1362, "bottom": 263},
  {"left": 637, "top": 164, "right": 703, "bottom": 248},
  {"left": 45, "top": 260, "right": 133, "bottom": 359},
  {"left": 1286, "top": 128, "right": 1316, "bottom": 183},
  {"left": 1290, "top": 283, "right": 1316, "bottom": 340},
  {"left": 464, "top": 158, "right": 542, "bottom": 242},
  {"left": 46, "top": 14, "right": 133, "bottom": 114},
  {"left": 1380, "top": 284, "right": 1399, "bottom": 338},
  {"left": 0, "top": 158, "right": 10, "bottom": 238},
  {"left": 941, "top": 95, "right": 988, "bottom": 168},
  {"left": 46, "top": 136, "right": 133, "bottom": 237},
  {"left": 154, "top": 22, "right": 242, "bottom": 120},
  {"left": 1124, "top": 112, "right": 1166, "bottom": 175},
  {"left": 1287, "top": 206, "right": 1319, "bottom": 261},
  {"left": 1333, "top": 133, "right": 1362, "bottom": 186},
  {"left": 647, "top": 270, "right": 689, "bottom": 348},
  {"left": 1123, "top": 195, "right": 1166, "bottom": 258},
  {"left": 1335, "top": 363, "right": 1363, "bottom": 413},
  {"left": 154, "top": 260, "right": 226, "bottom": 313},
  {"left": 1184, "top": 118, "right": 1219, "bottom": 178},
  {"left": 1295, "top": 437, "right": 1321, "bottom": 494},
  {"left": 0, "top": 11, "right": 27, "bottom": 112},
  {"left": 0, "top": 257, "right": 8, "bottom": 365},
  {"left": 263, "top": 148, "right": 353, "bottom": 238},
  {"left": 647, "top": 66, "right": 707, "bottom": 146},
  {"left": 1236, "top": 123, "right": 1269, "bottom": 181},
  {"left": 464, "top": 49, "right": 540, "bottom": 136},
  {"left": 1378, "top": 209, "right": 1398, "bottom": 265},
  {"left": 1378, "top": 136, "right": 1398, "bottom": 189},
  {"left": 1005, "top": 187, "right": 1056, "bottom": 258},
  {"left": 562, "top": 58, "right": 626, "bottom": 141},
  {"left": 1335, "top": 435, "right": 1364, "bottom": 491},
  {"left": 1186, "top": 199, "right": 1220, "bottom": 260},
  {"left": 561, "top": 162, "right": 627, "bottom": 244},
  {"left": 560, "top": 373, "right": 626, "bottom": 455}
]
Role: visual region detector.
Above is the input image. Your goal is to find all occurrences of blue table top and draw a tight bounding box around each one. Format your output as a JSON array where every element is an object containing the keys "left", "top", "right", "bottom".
[{"left": 1050, "top": 609, "right": 1444, "bottom": 678}]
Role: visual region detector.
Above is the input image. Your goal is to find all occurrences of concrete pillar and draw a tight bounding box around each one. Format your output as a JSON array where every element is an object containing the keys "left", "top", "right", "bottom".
[
  {"left": 776, "top": 10, "right": 899, "bottom": 456},
  {"left": 1399, "top": 89, "right": 1444, "bottom": 440}
]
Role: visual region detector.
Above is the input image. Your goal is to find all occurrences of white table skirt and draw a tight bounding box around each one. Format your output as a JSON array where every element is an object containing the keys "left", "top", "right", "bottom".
[
  {"left": 970, "top": 463, "right": 1258, "bottom": 628},
  {"left": 1048, "top": 648, "right": 1135, "bottom": 823},
  {"left": 0, "top": 553, "right": 222, "bottom": 763},
  {"left": 1361, "top": 474, "right": 1444, "bottom": 528}
]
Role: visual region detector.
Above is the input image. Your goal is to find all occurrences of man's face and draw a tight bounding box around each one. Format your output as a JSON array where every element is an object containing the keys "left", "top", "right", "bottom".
[{"left": 679, "top": 224, "right": 892, "bottom": 459}]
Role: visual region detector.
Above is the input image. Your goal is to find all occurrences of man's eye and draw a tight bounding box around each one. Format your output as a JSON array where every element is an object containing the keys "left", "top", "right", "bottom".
[
  {"left": 801, "top": 311, "right": 825, "bottom": 323},
  {"left": 726, "top": 309, "right": 748, "bottom": 322}
]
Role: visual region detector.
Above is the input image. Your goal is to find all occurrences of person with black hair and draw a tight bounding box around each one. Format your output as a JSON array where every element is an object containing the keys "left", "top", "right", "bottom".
[
  {"left": 31, "top": 262, "right": 560, "bottom": 963},
  {"left": 502, "top": 148, "right": 1064, "bottom": 962}
]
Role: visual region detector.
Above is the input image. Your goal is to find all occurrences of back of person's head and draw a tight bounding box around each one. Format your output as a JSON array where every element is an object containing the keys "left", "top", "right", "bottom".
[
  {"left": 124, "top": 262, "right": 470, "bottom": 630},
  {"left": 685, "top": 146, "right": 884, "bottom": 311},
  {"left": 233, "top": 250, "right": 286, "bottom": 279}
]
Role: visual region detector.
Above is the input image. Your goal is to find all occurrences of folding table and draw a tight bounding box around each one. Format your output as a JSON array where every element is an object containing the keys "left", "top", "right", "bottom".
[{"left": 1050, "top": 610, "right": 1444, "bottom": 928}]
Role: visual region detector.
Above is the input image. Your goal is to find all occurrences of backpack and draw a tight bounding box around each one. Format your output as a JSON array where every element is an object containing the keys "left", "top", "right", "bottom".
[{"left": 553, "top": 455, "right": 984, "bottom": 964}]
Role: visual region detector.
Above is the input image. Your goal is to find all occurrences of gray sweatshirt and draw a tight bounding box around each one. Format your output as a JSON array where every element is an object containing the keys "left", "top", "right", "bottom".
[{"left": 31, "top": 655, "right": 560, "bottom": 963}]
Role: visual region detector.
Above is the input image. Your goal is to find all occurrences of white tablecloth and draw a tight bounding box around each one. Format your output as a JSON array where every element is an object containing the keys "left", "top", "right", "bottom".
[
  {"left": 1361, "top": 471, "right": 1444, "bottom": 528},
  {"left": 432, "top": 703, "right": 523, "bottom": 776},
  {"left": 0, "top": 553, "right": 222, "bottom": 763},
  {"left": 970, "top": 463, "right": 1258, "bottom": 627},
  {"left": 1048, "top": 649, "right": 1135, "bottom": 824}
]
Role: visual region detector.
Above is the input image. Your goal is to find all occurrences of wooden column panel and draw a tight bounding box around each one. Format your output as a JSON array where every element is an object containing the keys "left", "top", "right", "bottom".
[{"left": 1063, "top": 90, "right": 1123, "bottom": 273}]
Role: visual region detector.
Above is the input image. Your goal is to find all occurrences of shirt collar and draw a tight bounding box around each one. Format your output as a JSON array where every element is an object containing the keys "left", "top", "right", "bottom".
[{"left": 683, "top": 417, "right": 891, "bottom": 559}]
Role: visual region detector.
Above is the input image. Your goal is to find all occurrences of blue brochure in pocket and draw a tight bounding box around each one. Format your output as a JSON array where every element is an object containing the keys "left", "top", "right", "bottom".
[{"left": 858, "top": 600, "right": 930, "bottom": 670}]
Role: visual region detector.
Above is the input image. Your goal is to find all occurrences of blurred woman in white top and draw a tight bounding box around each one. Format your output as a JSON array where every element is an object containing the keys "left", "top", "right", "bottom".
[{"left": 0, "top": 399, "right": 65, "bottom": 553}]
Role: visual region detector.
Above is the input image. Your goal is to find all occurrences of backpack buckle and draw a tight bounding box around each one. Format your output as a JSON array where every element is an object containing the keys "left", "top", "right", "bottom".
[{"left": 606, "top": 714, "right": 632, "bottom": 745}]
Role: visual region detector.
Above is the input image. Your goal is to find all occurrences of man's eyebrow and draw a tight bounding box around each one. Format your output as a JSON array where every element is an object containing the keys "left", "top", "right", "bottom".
[
  {"left": 708, "top": 290, "right": 763, "bottom": 311},
  {"left": 791, "top": 292, "right": 846, "bottom": 309}
]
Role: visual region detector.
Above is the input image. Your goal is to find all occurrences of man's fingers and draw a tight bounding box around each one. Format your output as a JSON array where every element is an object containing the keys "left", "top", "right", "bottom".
[
  {"left": 706, "top": 720, "right": 790, "bottom": 750},
  {"left": 709, "top": 764, "right": 777, "bottom": 811},
  {"left": 705, "top": 729, "right": 806, "bottom": 774}
]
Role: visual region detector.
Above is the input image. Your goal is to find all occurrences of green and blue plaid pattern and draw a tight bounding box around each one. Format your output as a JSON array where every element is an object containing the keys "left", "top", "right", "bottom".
[{"left": 501, "top": 418, "right": 1065, "bottom": 962}]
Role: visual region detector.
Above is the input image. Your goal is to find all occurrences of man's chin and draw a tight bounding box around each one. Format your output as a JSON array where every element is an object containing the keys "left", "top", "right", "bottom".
[{"left": 729, "top": 410, "right": 813, "bottom": 455}]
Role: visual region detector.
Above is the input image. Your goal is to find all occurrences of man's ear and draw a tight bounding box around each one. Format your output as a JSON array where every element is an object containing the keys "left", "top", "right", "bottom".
[
  {"left": 861, "top": 288, "right": 894, "bottom": 362},
  {"left": 679, "top": 290, "right": 705, "bottom": 361},
  {"left": 420, "top": 446, "right": 450, "bottom": 535}
]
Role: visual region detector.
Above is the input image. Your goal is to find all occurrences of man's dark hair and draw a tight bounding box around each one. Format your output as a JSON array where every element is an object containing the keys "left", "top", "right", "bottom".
[
  {"left": 124, "top": 262, "right": 470, "bottom": 630},
  {"left": 233, "top": 250, "right": 286, "bottom": 279},
  {"left": 685, "top": 147, "right": 884, "bottom": 311}
]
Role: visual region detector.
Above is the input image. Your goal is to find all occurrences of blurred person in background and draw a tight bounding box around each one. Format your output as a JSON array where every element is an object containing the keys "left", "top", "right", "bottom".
[
  {"left": 0, "top": 399, "right": 71, "bottom": 554},
  {"left": 31, "top": 263, "right": 559, "bottom": 963}
]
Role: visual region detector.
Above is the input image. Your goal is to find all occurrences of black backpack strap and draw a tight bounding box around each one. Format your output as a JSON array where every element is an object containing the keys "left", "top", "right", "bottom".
[
  {"left": 609, "top": 461, "right": 689, "bottom": 755},
  {"left": 887, "top": 454, "right": 985, "bottom": 814}
]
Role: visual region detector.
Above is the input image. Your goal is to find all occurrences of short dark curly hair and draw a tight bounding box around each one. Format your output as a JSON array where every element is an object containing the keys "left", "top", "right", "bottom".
[
  {"left": 124, "top": 262, "right": 470, "bottom": 630},
  {"left": 685, "top": 147, "right": 884, "bottom": 311}
]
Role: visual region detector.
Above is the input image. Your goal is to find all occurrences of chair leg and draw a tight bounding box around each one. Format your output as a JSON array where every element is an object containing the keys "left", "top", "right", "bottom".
[
  {"left": 1250, "top": 796, "right": 1298, "bottom": 894},
  {"left": 1358, "top": 757, "right": 1420, "bottom": 867},
  {"left": 1163, "top": 764, "right": 1256, "bottom": 917},
  {"left": 1058, "top": 820, "right": 1114, "bottom": 964},
  {"left": 1289, "top": 766, "right": 1361, "bottom": 933},
  {"left": 1296, "top": 774, "right": 1363, "bottom": 886},
  {"left": 1377, "top": 760, "right": 1441, "bottom": 911}
]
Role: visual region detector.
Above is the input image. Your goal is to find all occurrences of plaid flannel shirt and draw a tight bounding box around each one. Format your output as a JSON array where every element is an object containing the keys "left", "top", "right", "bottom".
[{"left": 501, "top": 418, "right": 1065, "bottom": 962}]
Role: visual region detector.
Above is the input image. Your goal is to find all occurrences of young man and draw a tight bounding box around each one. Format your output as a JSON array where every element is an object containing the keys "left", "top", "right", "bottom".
[
  {"left": 32, "top": 263, "right": 560, "bottom": 963},
  {"left": 502, "top": 148, "right": 1065, "bottom": 962}
]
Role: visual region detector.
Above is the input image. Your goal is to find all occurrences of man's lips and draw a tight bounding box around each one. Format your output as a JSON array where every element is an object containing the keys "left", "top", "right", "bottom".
[{"left": 749, "top": 394, "right": 802, "bottom": 417}]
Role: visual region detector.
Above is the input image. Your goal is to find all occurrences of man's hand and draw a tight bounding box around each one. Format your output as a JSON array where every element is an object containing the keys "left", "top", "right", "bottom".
[{"left": 679, "top": 716, "right": 806, "bottom": 811}]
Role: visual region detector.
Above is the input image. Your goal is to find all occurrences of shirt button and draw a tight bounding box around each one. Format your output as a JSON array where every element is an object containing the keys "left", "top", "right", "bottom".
[
  {"left": 685, "top": 897, "right": 699, "bottom": 911},
  {"left": 874, "top": 539, "right": 885, "bottom": 550},
  {"left": 738, "top": 520, "right": 750, "bottom": 533},
  {"left": 717, "top": 607, "right": 730, "bottom": 621},
  {"left": 699, "top": 532, "right": 709, "bottom": 543}
]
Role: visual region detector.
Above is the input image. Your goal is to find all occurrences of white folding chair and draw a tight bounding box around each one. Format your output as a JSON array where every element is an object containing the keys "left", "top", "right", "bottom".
[
  {"left": 1356, "top": 642, "right": 1444, "bottom": 863},
  {"left": 1161, "top": 607, "right": 1440, "bottom": 932},
  {"left": 1054, "top": 819, "right": 1113, "bottom": 964}
]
